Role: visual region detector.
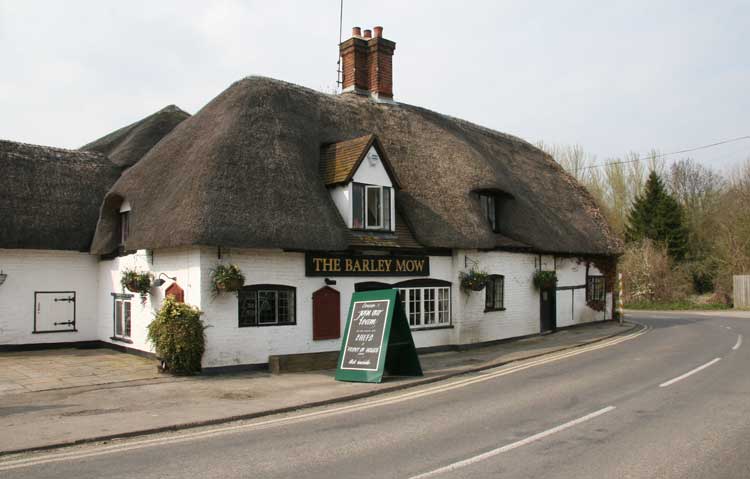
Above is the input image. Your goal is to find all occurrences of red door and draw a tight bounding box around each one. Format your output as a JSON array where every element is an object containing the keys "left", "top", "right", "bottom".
[{"left": 312, "top": 286, "right": 340, "bottom": 340}]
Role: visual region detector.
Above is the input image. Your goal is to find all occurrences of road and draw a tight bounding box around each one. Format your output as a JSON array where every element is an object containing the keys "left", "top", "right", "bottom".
[{"left": 2, "top": 311, "right": 749, "bottom": 478}]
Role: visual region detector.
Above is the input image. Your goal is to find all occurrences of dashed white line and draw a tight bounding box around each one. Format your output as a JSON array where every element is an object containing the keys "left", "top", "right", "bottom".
[
  {"left": 408, "top": 406, "right": 616, "bottom": 479},
  {"left": 733, "top": 335, "right": 743, "bottom": 351},
  {"left": 659, "top": 358, "right": 722, "bottom": 388}
]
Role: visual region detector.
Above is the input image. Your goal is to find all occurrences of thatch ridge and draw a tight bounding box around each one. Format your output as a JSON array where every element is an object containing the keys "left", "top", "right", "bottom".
[
  {"left": 81, "top": 104, "right": 190, "bottom": 168},
  {"left": 1, "top": 139, "right": 121, "bottom": 251},
  {"left": 91, "top": 76, "right": 621, "bottom": 256}
]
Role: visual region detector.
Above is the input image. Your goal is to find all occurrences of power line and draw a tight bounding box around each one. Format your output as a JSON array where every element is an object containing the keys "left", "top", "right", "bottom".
[{"left": 578, "top": 135, "right": 750, "bottom": 171}]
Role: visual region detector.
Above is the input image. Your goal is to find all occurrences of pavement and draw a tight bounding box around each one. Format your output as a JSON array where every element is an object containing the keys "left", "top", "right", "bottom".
[{"left": 0, "top": 320, "right": 634, "bottom": 455}]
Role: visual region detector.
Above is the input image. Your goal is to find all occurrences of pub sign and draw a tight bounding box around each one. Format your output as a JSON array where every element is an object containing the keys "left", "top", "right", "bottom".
[{"left": 305, "top": 253, "right": 430, "bottom": 277}]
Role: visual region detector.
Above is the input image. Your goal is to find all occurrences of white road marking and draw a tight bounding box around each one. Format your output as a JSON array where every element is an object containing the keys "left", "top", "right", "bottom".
[
  {"left": 0, "top": 326, "right": 648, "bottom": 472},
  {"left": 733, "top": 335, "right": 743, "bottom": 351},
  {"left": 408, "top": 406, "right": 616, "bottom": 479},
  {"left": 659, "top": 358, "right": 722, "bottom": 388}
]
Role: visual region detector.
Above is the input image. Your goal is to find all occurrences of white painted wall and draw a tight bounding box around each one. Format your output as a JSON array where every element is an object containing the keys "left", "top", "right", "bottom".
[
  {"left": 0, "top": 249, "right": 99, "bottom": 345},
  {"left": 96, "top": 247, "right": 202, "bottom": 353},
  {"left": 454, "top": 250, "right": 541, "bottom": 345},
  {"left": 198, "top": 248, "right": 455, "bottom": 367},
  {"left": 330, "top": 184, "right": 351, "bottom": 228},
  {"left": 554, "top": 257, "right": 611, "bottom": 327},
  {"left": 352, "top": 147, "right": 392, "bottom": 187}
]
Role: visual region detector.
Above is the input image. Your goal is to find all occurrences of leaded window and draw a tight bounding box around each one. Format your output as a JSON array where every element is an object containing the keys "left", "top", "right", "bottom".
[
  {"left": 587, "top": 276, "right": 605, "bottom": 302},
  {"left": 113, "top": 294, "right": 132, "bottom": 339},
  {"left": 239, "top": 285, "right": 296, "bottom": 327},
  {"left": 485, "top": 275, "right": 505, "bottom": 311}
]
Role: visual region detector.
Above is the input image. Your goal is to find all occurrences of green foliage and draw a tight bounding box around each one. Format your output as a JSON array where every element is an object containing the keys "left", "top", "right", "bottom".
[
  {"left": 532, "top": 270, "right": 558, "bottom": 290},
  {"left": 625, "top": 171, "right": 688, "bottom": 261},
  {"left": 210, "top": 263, "right": 245, "bottom": 296},
  {"left": 147, "top": 296, "right": 206, "bottom": 375},
  {"left": 625, "top": 300, "right": 730, "bottom": 311},
  {"left": 121, "top": 269, "right": 153, "bottom": 302},
  {"left": 459, "top": 269, "right": 488, "bottom": 291}
]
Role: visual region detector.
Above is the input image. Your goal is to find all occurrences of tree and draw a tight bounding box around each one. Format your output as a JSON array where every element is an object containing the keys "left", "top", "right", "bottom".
[{"left": 625, "top": 171, "right": 688, "bottom": 260}]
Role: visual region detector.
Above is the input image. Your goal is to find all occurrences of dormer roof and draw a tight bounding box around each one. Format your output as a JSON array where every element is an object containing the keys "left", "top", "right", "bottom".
[{"left": 319, "top": 134, "right": 401, "bottom": 188}]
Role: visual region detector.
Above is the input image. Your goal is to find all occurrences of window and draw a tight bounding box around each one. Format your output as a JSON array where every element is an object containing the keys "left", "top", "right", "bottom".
[
  {"left": 587, "top": 276, "right": 605, "bottom": 302},
  {"left": 485, "top": 275, "right": 505, "bottom": 311},
  {"left": 119, "top": 211, "right": 130, "bottom": 246},
  {"left": 239, "top": 285, "right": 296, "bottom": 327},
  {"left": 353, "top": 183, "right": 392, "bottom": 231},
  {"left": 398, "top": 284, "right": 451, "bottom": 328},
  {"left": 112, "top": 293, "right": 132, "bottom": 339},
  {"left": 479, "top": 193, "right": 498, "bottom": 232}
]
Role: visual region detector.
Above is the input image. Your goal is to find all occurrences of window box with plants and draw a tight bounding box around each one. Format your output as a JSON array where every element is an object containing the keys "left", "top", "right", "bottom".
[
  {"left": 532, "top": 270, "right": 558, "bottom": 290},
  {"left": 460, "top": 269, "right": 489, "bottom": 292},
  {"left": 121, "top": 269, "right": 153, "bottom": 303},
  {"left": 210, "top": 263, "right": 246, "bottom": 296}
]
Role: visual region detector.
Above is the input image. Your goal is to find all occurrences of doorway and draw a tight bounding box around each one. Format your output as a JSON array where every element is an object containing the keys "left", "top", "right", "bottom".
[{"left": 539, "top": 287, "right": 556, "bottom": 333}]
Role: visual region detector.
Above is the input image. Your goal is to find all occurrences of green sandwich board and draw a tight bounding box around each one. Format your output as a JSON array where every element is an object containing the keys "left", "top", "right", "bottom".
[{"left": 335, "top": 289, "right": 422, "bottom": 383}]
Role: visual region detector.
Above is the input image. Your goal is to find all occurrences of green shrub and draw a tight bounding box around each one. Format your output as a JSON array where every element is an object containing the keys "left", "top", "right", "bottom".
[
  {"left": 210, "top": 263, "right": 245, "bottom": 296},
  {"left": 532, "top": 270, "right": 558, "bottom": 290},
  {"left": 121, "top": 268, "right": 153, "bottom": 301},
  {"left": 459, "top": 269, "right": 488, "bottom": 292},
  {"left": 147, "top": 296, "right": 206, "bottom": 375}
]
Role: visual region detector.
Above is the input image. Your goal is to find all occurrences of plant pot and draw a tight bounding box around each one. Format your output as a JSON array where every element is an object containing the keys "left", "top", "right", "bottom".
[
  {"left": 125, "top": 280, "right": 141, "bottom": 293},
  {"left": 217, "top": 277, "right": 244, "bottom": 292},
  {"left": 470, "top": 282, "right": 486, "bottom": 292}
]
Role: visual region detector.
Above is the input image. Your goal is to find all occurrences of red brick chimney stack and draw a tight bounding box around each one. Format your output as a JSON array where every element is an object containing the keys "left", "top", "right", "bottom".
[{"left": 339, "top": 25, "right": 396, "bottom": 101}]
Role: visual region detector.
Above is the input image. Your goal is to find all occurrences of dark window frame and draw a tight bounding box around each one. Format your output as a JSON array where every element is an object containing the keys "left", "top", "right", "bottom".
[
  {"left": 119, "top": 211, "right": 130, "bottom": 246},
  {"left": 352, "top": 182, "right": 393, "bottom": 232},
  {"left": 586, "top": 275, "right": 606, "bottom": 302},
  {"left": 485, "top": 275, "right": 505, "bottom": 312},
  {"left": 478, "top": 193, "right": 499, "bottom": 232},
  {"left": 238, "top": 284, "right": 297, "bottom": 328}
]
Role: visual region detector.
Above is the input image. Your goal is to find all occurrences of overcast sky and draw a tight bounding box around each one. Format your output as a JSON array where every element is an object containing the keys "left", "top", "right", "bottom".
[{"left": 1, "top": 0, "right": 748, "bottom": 172}]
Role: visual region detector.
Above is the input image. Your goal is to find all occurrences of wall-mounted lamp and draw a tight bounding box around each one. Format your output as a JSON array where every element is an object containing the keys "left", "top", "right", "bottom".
[
  {"left": 324, "top": 278, "right": 337, "bottom": 286},
  {"left": 0, "top": 270, "right": 6, "bottom": 287},
  {"left": 152, "top": 272, "right": 177, "bottom": 288}
]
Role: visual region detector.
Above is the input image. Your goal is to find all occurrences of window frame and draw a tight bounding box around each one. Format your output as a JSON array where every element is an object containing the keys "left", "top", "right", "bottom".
[
  {"left": 478, "top": 193, "right": 499, "bottom": 232},
  {"left": 586, "top": 275, "right": 606, "bottom": 302},
  {"left": 111, "top": 293, "right": 133, "bottom": 342},
  {"left": 395, "top": 279, "right": 452, "bottom": 330},
  {"left": 238, "top": 284, "right": 297, "bottom": 328},
  {"left": 352, "top": 182, "right": 392, "bottom": 232},
  {"left": 484, "top": 274, "right": 505, "bottom": 312},
  {"left": 119, "top": 211, "right": 130, "bottom": 246}
]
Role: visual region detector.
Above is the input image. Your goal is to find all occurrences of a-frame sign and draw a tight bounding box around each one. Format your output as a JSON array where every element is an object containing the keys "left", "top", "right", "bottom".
[{"left": 335, "top": 289, "right": 422, "bottom": 383}]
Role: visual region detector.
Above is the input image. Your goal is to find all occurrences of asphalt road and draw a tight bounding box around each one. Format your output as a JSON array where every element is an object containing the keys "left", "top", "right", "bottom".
[{"left": 2, "top": 311, "right": 749, "bottom": 478}]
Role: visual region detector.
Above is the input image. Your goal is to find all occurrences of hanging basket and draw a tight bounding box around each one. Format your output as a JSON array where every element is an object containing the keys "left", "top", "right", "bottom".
[
  {"left": 532, "top": 270, "right": 558, "bottom": 290},
  {"left": 216, "top": 277, "right": 244, "bottom": 292},
  {"left": 0, "top": 272, "right": 7, "bottom": 286},
  {"left": 459, "top": 269, "right": 488, "bottom": 292}
]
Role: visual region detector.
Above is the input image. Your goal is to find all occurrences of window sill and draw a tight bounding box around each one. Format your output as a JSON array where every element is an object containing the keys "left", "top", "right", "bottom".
[
  {"left": 410, "top": 325, "right": 454, "bottom": 332},
  {"left": 33, "top": 329, "right": 78, "bottom": 334},
  {"left": 238, "top": 323, "right": 297, "bottom": 328},
  {"left": 484, "top": 307, "right": 506, "bottom": 313},
  {"left": 110, "top": 336, "right": 133, "bottom": 344}
]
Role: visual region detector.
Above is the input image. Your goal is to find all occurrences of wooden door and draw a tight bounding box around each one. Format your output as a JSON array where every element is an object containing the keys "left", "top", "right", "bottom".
[
  {"left": 540, "top": 287, "right": 556, "bottom": 333},
  {"left": 313, "top": 286, "right": 340, "bottom": 340}
]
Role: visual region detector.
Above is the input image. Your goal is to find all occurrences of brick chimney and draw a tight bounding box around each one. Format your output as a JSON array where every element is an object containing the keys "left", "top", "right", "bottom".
[{"left": 339, "top": 25, "right": 396, "bottom": 100}]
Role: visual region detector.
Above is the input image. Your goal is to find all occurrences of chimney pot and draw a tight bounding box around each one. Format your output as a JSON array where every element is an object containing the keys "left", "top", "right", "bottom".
[
  {"left": 363, "top": 29, "right": 372, "bottom": 39},
  {"left": 373, "top": 26, "right": 383, "bottom": 38},
  {"left": 352, "top": 26, "right": 361, "bottom": 37}
]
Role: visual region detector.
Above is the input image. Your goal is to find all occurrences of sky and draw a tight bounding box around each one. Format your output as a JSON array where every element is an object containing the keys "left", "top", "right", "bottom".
[{"left": 1, "top": 0, "right": 748, "bottom": 173}]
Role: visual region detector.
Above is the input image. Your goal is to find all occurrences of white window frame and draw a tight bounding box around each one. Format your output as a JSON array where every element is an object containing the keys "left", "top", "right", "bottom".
[
  {"left": 365, "top": 185, "right": 383, "bottom": 229},
  {"left": 113, "top": 294, "right": 132, "bottom": 340},
  {"left": 399, "top": 286, "right": 451, "bottom": 328}
]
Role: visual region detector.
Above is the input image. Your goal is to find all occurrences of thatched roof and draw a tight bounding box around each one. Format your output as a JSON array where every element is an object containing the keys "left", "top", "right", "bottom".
[
  {"left": 91, "top": 76, "right": 621, "bottom": 256},
  {"left": 81, "top": 105, "right": 190, "bottom": 168},
  {"left": 0, "top": 140, "right": 121, "bottom": 251}
]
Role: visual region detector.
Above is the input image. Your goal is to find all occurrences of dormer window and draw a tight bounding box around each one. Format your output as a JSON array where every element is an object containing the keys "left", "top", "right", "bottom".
[
  {"left": 119, "top": 200, "right": 131, "bottom": 247},
  {"left": 320, "top": 134, "right": 401, "bottom": 233},
  {"left": 353, "top": 184, "right": 391, "bottom": 230},
  {"left": 479, "top": 193, "right": 498, "bottom": 232}
]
